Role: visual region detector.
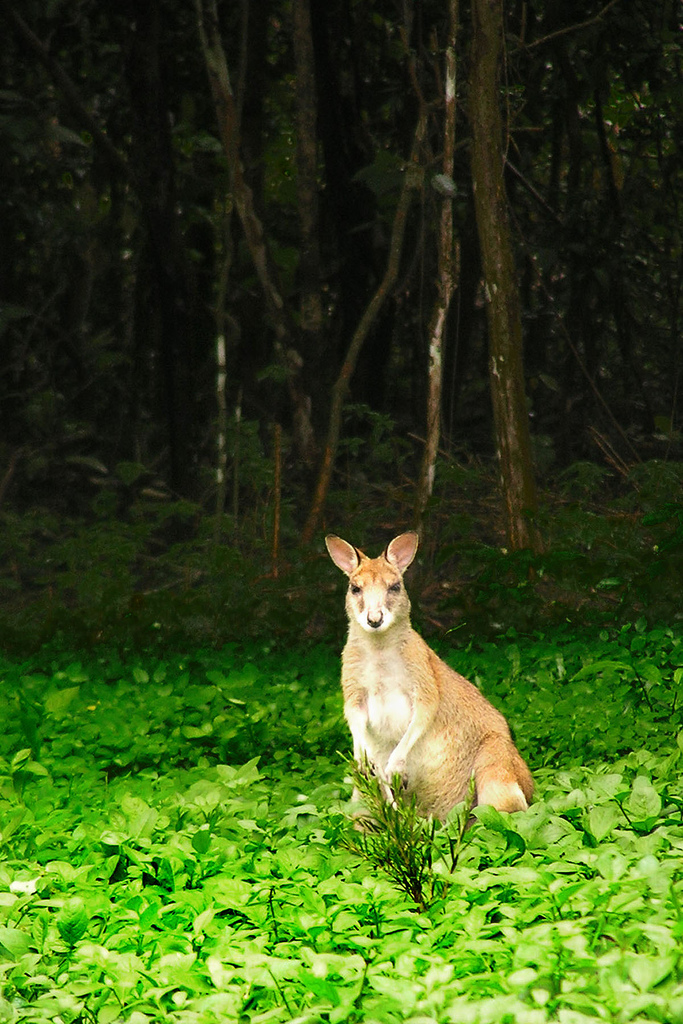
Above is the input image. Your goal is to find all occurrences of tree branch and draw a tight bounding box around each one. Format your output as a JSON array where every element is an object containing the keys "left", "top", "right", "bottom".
[
  {"left": 505, "top": 158, "right": 563, "bottom": 225},
  {"left": 515, "top": 0, "right": 621, "bottom": 52}
]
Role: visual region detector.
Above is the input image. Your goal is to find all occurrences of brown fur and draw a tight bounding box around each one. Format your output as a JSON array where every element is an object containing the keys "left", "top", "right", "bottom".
[{"left": 325, "top": 531, "right": 533, "bottom": 819}]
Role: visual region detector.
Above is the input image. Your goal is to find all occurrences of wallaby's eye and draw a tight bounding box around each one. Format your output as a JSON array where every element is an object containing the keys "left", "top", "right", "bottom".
[
  {"left": 350, "top": 583, "right": 362, "bottom": 595},
  {"left": 389, "top": 581, "right": 401, "bottom": 593}
]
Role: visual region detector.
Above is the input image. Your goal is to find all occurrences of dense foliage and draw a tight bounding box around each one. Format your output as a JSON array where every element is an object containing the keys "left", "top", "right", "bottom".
[
  {"left": 2, "top": 0, "right": 682, "bottom": 651},
  {"left": 1, "top": 0, "right": 681, "bottom": 523},
  {"left": 2, "top": 625, "right": 683, "bottom": 1022},
  {"left": 2, "top": 452, "right": 683, "bottom": 655},
  {"left": 3, "top": 5, "right": 683, "bottom": 1019}
]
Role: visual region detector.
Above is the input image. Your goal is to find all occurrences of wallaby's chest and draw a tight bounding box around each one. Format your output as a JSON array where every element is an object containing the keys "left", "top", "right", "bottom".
[{"left": 345, "top": 642, "right": 414, "bottom": 738}]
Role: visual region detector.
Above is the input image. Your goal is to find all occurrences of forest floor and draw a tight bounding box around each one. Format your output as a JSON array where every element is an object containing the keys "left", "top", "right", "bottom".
[
  {"left": 2, "top": 458, "right": 683, "bottom": 654},
  {"left": 1, "top": 625, "right": 683, "bottom": 1023}
]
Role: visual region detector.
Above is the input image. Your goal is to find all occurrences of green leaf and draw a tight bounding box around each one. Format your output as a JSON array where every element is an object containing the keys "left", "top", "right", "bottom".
[
  {"left": 45, "top": 685, "right": 80, "bottom": 716},
  {"left": 299, "top": 970, "right": 341, "bottom": 1006},
  {"left": 628, "top": 954, "right": 675, "bottom": 991},
  {"left": 10, "top": 749, "right": 33, "bottom": 770},
  {"left": 626, "top": 776, "right": 661, "bottom": 820},
  {"left": 57, "top": 899, "right": 89, "bottom": 946},
  {"left": 120, "top": 794, "right": 159, "bottom": 839},
  {"left": 571, "top": 659, "right": 632, "bottom": 681},
  {"left": 587, "top": 803, "right": 621, "bottom": 841},
  {"left": 192, "top": 826, "right": 212, "bottom": 854},
  {"left": 0, "top": 926, "right": 32, "bottom": 960},
  {"left": 115, "top": 461, "right": 147, "bottom": 485}
]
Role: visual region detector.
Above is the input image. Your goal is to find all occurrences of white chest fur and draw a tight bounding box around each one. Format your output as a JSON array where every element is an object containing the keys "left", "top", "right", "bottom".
[{"left": 355, "top": 643, "right": 414, "bottom": 743}]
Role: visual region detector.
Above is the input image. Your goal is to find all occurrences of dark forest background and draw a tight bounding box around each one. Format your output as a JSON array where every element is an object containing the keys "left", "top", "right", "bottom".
[{"left": 1, "top": 0, "right": 682, "bottom": 651}]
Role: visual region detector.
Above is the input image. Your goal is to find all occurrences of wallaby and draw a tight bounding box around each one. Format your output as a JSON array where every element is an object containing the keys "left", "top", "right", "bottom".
[{"left": 325, "top": 531, "right": 533, "bottom": 820}]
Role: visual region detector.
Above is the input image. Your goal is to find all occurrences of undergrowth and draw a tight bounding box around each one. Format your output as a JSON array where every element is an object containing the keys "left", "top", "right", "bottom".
[
  {"left": 1, "top": 624, "right": 683, "bottom": 1021},
  {"left": 1, "top": 457, "right": 683, "bottom": 654}
]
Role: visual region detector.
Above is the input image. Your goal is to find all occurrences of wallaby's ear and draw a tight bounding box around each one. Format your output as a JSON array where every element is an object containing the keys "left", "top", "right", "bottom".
[
  {"left": 325, "top": 535, "right": 364, "bottom": 575},
  {"left": 385, "top": 531, "right": 419, "bottom": 573}
]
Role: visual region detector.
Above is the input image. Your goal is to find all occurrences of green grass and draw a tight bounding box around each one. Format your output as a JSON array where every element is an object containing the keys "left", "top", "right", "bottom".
[{"left": 2, "top": 624, "right": 683, "bottom": 1023}]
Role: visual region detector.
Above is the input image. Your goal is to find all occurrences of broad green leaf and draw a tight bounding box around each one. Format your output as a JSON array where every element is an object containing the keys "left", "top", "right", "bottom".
[
  {"left": 628, "top": 953, "right": 675, "bottom": 991},
  {"left": 205, "top": 669, "right": 228, "bottom": 685},
  {"left": 595, "top": 848, "right": 628, "bottom": 882},
  {"left": 57, "top": 898, "right": 90, "bottom": 946},
  {"left": 586, "top": 774, "right": 624, "bottom": 800},
  {"left": 192, "top": 827, "right": 212, "bottom": 854},
  {"left": 10, "top": 748, "right": 32, "bottom": 769},
  {"left": 0, "top": 926, "right": 31, "bottom": 960},
  {"left": 14, "top": 759, "right": 49, "bottom": 777},
  {"left": 64, "top": 663, "right": 89, "bottom": 683},
  {"left": 299, "top": 970, "right": 341, "bottom": 1005},
  {"left": 192, "top": 908, "right": 214, "bottom": 937},
  {"left": 571, "top": 659, "right": 632, "bottom": 681},
  {"left": 45, "top": 685, "right": 80, "bottom": 716},
  {"left": 626, "top": 776, "right": 661, "bottom": 820},
  {"left": 588, "top": 803, "right": 621, "bottom": 841},
  {"left": 473, "top": 804, "right": 510, "bottom": 832},
  {"left": 120, "top": 794, "right": 159, "bottom": 838},
  {"left": 182, "top": 723, "right": 213, "bottom": 738}
]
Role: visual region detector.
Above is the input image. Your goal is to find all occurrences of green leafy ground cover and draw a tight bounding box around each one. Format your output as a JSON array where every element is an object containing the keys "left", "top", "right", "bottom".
[
  {"left": 2, "top": 624, "right": 683, "bottom": 1023},
  {"left": 3, "top": 459, "right": 683, "bottom": 654}
]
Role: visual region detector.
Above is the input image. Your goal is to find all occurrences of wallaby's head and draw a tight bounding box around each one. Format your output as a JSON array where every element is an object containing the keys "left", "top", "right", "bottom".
[{"left": 325, "top": 532, "right": 418, "bottom": 634}]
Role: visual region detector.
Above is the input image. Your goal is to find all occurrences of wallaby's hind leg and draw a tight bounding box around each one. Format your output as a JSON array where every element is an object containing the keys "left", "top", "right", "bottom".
[{"left": 473, "top": 736, "right": 532, "bottom": 812}]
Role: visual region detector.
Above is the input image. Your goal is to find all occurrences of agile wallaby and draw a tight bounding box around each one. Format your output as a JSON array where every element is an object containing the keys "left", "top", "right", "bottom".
[{"left": 325, "top": 531, "right": 533, "bottom": 819}]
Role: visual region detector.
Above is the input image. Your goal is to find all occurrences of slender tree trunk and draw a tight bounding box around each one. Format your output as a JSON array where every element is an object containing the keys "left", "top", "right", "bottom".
[
  {"left": 302, "top": 116, "right": 426, "bottom": 545},
  {"left": 415, "top": 0, "right": 459, "bottom": 528},
  {"left": 293, "top": 0, "right": 323, "bottom": 339},
  {"left": 126, "top": 0, "right": 198, "bottom": 496},
  {"left": 291, "top": 0, "right": 321, "bottom": 465},
  {"left": 469, "top": 0, "right": 541, "bottom": 551},
  {"left": 214, "top": 332, "right": 228, "bottom": 542},
  {"left": 195, "top": 0, "right": 316, "bottom": 466},
  {"left": 213, "top": 182, "right": 235, "bottom": 543}
]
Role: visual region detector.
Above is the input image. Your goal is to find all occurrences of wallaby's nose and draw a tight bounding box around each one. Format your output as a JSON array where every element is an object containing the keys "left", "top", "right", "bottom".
[{"left": 367, "top": 611, "right": 384, "bottom": 629}]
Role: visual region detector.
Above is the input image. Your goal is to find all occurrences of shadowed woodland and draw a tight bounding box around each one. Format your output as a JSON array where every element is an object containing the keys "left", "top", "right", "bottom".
[
  {"left": 4, "top": 6, "right": 683, "bottom": 1021},
  {"left": 1, "top": 0, "right": 682, "bottom": 649}
]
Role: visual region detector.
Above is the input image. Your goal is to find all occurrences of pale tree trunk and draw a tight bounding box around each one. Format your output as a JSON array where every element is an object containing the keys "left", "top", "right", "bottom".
[
  {"left": 414, "top": 0, "right": 459, "bottom": 529},
  {"left": 214, "top": 332, "right": 228, "bottom": 542},
  {"left": 213, "top": 192, "right": 235, "bottom": 543},
  {"left": 195, "top": 0, "right": 317, "bottom": 467},
  {"left": 469, "top": 0, "right": 541, "bottom": 552},
  {"left": 302, "top": 116, "right": 427, "bottom": 545}
]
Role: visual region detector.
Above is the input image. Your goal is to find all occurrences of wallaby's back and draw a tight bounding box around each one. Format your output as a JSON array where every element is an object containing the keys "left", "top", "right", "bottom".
[{"left": 326, "top": 531, "right": 533, "bottom": 819}]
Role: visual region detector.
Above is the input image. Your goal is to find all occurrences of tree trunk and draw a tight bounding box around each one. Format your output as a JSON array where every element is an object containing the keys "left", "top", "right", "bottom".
[
  {"left": 126, "top": 0, "right": 199, "bottom": 496},
  {"left": 195, "top": 0, "right": 317, "bottom": 467},
  {"left": 291, "top": 0, "right": 322, "bottom": 466},
  {"left": 469, "top": 0, "right": 541, "bottom": 552},
  {"left": 415, "top": 0, "right": 459, "bottom": 528}
]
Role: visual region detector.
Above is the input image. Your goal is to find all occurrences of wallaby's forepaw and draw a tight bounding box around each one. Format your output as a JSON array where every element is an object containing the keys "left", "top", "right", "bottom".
[
  {"left": 378, "top": 763, "right": 408, "bottom": 808},
  {"left": 384, "top": 755, "right": 407, "bottom": 784}
]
